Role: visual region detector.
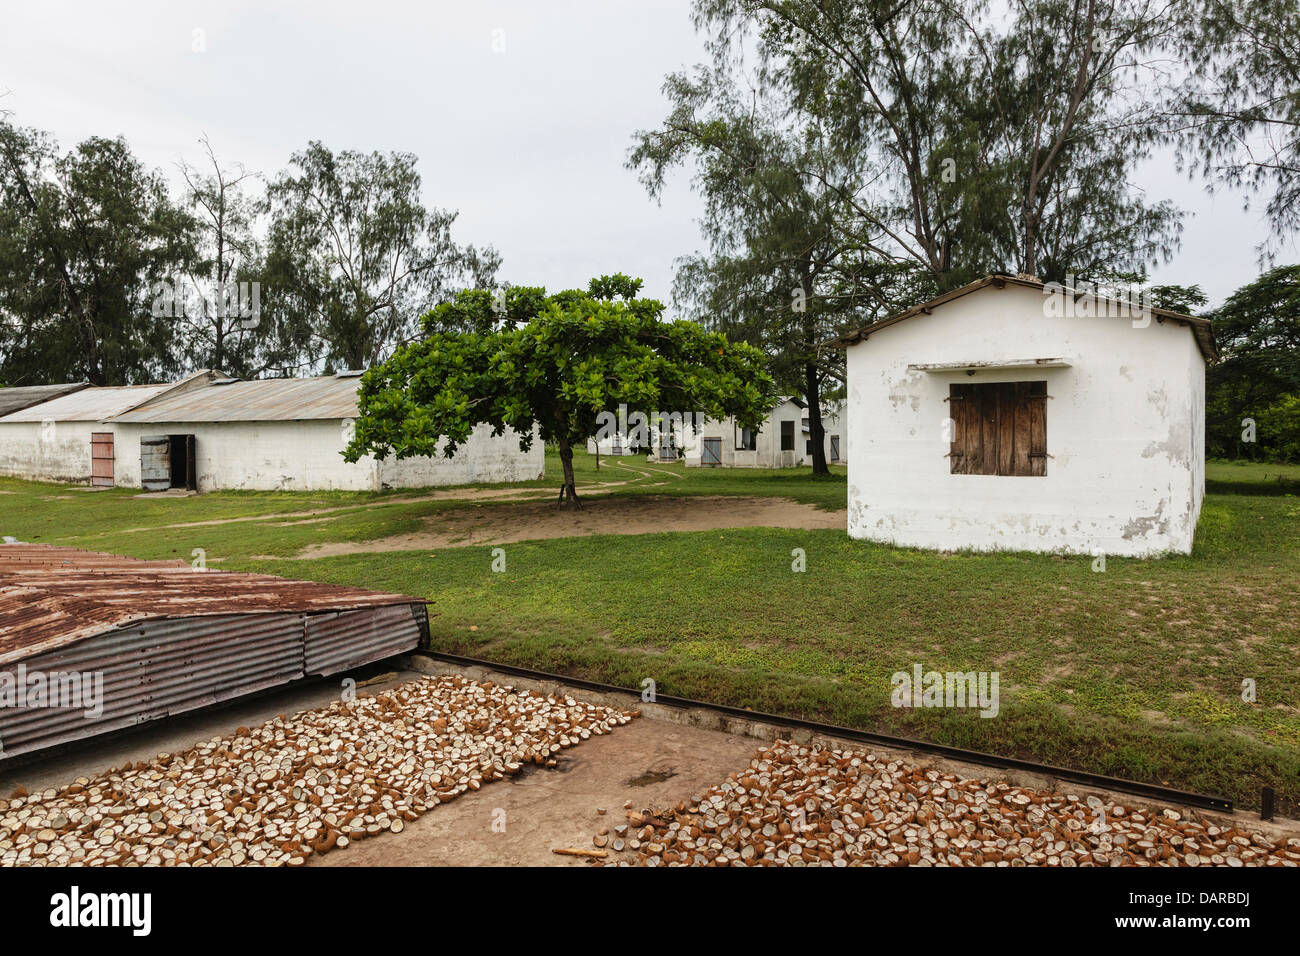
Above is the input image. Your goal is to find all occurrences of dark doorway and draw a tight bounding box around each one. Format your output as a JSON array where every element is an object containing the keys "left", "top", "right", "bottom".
[
  {"left": 168, "top": 434, "right": 196, "bottom": 490},
  {"left": 142, "top": 434, "right": 196, "bottom": 491}
]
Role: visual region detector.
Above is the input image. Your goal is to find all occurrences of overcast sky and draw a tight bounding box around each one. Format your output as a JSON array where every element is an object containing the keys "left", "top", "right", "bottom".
[{"left": 1, "top": 0, "right": 1291, "bottom": 310}]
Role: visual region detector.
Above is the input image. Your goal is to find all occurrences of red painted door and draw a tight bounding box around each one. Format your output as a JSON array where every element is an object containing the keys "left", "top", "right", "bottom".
[{"left": 90, "top": 432, "right": 114, "bottom": 487}]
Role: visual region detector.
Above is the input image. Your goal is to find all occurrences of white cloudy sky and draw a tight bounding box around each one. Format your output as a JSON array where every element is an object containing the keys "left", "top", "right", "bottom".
[{"left": 1, "top": 0, "right": 1289, "bottom": 309}]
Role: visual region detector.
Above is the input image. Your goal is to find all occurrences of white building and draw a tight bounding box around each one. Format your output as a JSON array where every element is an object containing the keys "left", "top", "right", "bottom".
[
  {"left": 836, "top": 275, "right": 1216, "bottom": 557},
  {"left": 683, "top": 397, "right": 847, "bottom": 468},
  {"left": 108, "top": 373, "right": 544, "bottom": 492},
  {"left": 0, "top": 372, "right": 543, "bottom": 492},
  {"left": 586, "top": 433, "right": 640, "bottom": 457},
  {"left": 0, "top": 373, "right": 216, "bottom": 484}
]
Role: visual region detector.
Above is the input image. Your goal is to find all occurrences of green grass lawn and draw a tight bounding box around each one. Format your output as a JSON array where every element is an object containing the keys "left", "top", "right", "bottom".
[
  {"left": 1205, "top": 458, "right": 1300, "bottom": 496},
  {"left": 2, "top": 451, "right": 1296, "bottom": 813},
  {"left": 0, "top": 448, "right": 846, "bottom": 558}
]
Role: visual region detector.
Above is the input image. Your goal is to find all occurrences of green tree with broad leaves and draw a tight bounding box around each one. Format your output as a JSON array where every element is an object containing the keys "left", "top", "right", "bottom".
[{"left": 344, "top": 275, "right": 776, "bottom": 506}]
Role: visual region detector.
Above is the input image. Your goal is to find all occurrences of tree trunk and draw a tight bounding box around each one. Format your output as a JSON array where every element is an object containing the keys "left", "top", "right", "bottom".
[
  {"left": 804, "top": 361, "right": 829, "bottom": 476},
  {"left": 1023, "top": 215, "right": 1037, "bottom": 278},
  {"left": 214, "top": 322, "right": 226, "bottom": 374},
  {"left": 556, "top": 434, "right": 581, "bottom": 507}
]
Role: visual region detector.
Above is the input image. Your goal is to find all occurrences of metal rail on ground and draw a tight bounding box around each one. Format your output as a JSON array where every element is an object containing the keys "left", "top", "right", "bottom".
[{"left": 419, "top": 650, "right": 1235, "bottom": 814}]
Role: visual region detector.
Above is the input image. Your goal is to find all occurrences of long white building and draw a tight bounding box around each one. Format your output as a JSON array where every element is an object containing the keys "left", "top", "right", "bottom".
[{"left": 0, "top": 372, "right": 543, "bottom": 492}]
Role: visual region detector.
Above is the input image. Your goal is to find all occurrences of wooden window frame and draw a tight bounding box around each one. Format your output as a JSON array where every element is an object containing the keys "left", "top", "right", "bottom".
[
  {"left": 779, "top": 420, "right": 795, "bottom": 452},
  {"left": 949, "top": 381, "right": 1047, "bottom": 477}
]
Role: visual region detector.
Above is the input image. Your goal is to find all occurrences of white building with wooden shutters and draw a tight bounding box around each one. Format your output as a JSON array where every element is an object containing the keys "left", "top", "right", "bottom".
[{"left": 835, "top": 275, "right": 1217, "bottom": 557}]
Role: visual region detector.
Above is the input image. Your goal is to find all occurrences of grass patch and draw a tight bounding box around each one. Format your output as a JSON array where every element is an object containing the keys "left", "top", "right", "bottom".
[
  {"left": 1206, "top": 459, "right": 1300, "bottom": 496},
  {"left": 3, "top": 453, "right": 1296, "bottom": 813},
  {"left": 239, "top": 500, "right": 1300, "bottom": 814}
]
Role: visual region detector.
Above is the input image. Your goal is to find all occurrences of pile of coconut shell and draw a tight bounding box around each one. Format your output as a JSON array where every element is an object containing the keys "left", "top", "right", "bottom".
[
  {"left": 597, "top": 740, "right": 1299, "bottom": 867},
  {"left": 0, "top": 674, "right": 636, "bottom": 866}
]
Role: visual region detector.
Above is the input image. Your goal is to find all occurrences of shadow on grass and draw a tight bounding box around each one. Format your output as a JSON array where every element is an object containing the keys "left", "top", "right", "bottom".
[{"left": 1206, "top": 476, "right": 1300, "bottom": 496}]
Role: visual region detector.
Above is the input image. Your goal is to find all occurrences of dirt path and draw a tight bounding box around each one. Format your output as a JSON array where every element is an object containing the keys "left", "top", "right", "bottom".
[
  {"left": 291, "top": 495, "right": 846, "bottom": 559},
  {"left": 81, "top": 477, "right": 648, "bottom": 537},
  {"left": 66, "top": 458, "right": 690, "bottom": 541}
]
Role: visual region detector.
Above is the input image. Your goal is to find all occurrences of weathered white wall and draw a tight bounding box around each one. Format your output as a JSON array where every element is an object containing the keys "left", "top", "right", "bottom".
[
  {"left": 111, "top": 420, "right": 543, "bottom": 492},
  {"left": 820, "top": 402, "right": 847, "bottom": 463},
  {"left": 0, "top": 372, "right": 222, "bottom": 484},
  {"left": 585, "top": 434, "right": 639, "bottom": 455},
  {"left": 845, "top": 283, "right": 1205, "bottom": 557},
  {"left": 1188, "top": 332, "right": 1207, "bottom": 520},
  {"left": 684, "top": 399, "right": 846, "bottom": 468},
  {"left": 0, "top": 421, "right": 101, "bottom": 482},
  {"left": 375, "top": 425, "right": 543, "bottom": 489}
]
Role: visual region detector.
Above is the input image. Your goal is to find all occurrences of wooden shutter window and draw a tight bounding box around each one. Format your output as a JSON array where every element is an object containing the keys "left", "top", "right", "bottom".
[{"left": 949, "top": 381, "right": 1047, "bottom": 476}]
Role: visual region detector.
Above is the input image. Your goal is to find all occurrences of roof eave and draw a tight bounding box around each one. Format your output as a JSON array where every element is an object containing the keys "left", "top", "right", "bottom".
[{"left": 827, "top": 274, "right": 1219, "bottom": 363}]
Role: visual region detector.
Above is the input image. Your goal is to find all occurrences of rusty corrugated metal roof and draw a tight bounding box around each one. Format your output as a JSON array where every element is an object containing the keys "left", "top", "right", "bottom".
[
  {"left": 110, "top": 374, "right": 365, "bottom": 423},
  {"left": 0, "top": 383, "right": 90, "bottom": 418},
  {"left": 0, "top": 544, "right": 423, "bottom": 665}
]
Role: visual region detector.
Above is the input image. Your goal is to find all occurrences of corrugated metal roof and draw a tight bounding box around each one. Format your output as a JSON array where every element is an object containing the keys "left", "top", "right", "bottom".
[
  {"left": 111, "top": 375, "right": 364, "bottom": 423},
  {"left": 0, "top": 383, "right": 89, "bottom": 418},
  {"left": 0, "top": 384, "right": 176, "bottom": 423},
  {"left": 0, "top": 544, "right": 423, "bottom": 664}
]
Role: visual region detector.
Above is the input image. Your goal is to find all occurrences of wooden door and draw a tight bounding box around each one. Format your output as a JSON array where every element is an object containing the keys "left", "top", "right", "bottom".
[
  {"left": 90, "top": 432, "right": 114, "bottom": 487},
  {"left": 140, "top": 436, "right": 170, "bottom": 491}
]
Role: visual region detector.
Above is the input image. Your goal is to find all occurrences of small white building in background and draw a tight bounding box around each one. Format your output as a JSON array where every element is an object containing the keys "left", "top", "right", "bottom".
[
  {"left": 683, "top": 397, "right": 847, "bottom": 468},
  {"left": 0, "top": 372, "right": 543, "bottom": 492},
  {"left": 836, "top": 275, "right": 1216, "bottom": 557},
  {"left": 586, "top": 433, "right": 640, "bottom": 457}
]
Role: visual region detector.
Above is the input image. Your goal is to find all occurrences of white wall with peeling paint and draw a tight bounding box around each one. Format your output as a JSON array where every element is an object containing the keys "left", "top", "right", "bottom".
[
  {"left": 845, "top": 283, "right": 1207, "bottom": 557},
  {"left": 0, "top": 420, "right": 100, "bottom": 483}
]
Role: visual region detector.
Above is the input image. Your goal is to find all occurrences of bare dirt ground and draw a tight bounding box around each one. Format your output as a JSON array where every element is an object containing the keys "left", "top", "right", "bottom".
[
  {"left": 312, "top": 715, "right": 756, "bottom": 866},
  {"left": 293, "top": 495, "right": 847, "bottom": 558},
  {"left": 110, "top": 459, "right": 678, "bottom": 535}
]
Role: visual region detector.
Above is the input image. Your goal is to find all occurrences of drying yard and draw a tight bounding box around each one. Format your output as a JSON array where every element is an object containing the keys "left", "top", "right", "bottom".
[
  {"left": 593, "top": 740, "right": 1300, "bottom": 867},
  {"left": 0, "top": 675, "right": 635, "bottom": 866},
  {"left": 1, "top": 662, "right": 1296, "bottom": 866}
]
